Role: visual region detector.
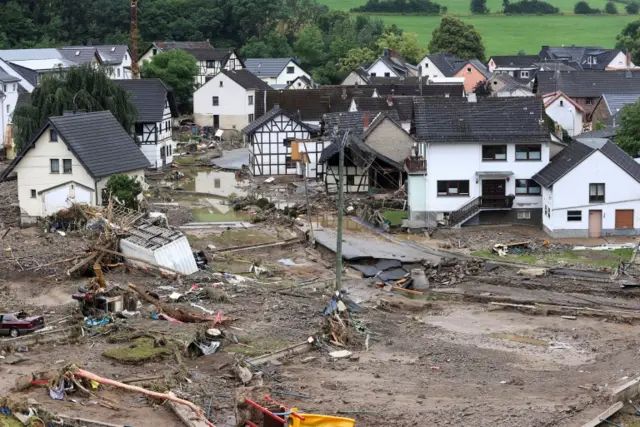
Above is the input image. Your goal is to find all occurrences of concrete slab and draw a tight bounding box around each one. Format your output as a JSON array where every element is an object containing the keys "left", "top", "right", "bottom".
[
  {"left": 612, "top": 376, "right": 640, "bottom": 403},
  {"left": 211, "top": 148, "right": 249, "bottom": 170},
  {"left": 580, "top": 401, "right": 623, "bottom": 427}
]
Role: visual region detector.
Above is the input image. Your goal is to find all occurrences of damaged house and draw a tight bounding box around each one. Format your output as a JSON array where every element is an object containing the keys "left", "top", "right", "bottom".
[
  {"left": 319, "top": 111, "right": 416, "bottom": 193},
  {"left": 0, "top": 111, "right": 149, "bottom": 226},
  {"left": 405, "top": 96, "right": 564, "bottom": 228}
]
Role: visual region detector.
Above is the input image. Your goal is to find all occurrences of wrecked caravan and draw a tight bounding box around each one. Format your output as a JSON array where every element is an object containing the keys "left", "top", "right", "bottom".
[{"left": 120, "top": 223, "right": 198, "bottom": 275}]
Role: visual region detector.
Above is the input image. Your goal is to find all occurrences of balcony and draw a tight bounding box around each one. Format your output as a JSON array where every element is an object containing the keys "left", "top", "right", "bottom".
[
  {"left": 479, "top": 195, "right": 514, "bottom": 209},
  {"left": 405, "top": 157, "right": 426, "bottom": 173}
]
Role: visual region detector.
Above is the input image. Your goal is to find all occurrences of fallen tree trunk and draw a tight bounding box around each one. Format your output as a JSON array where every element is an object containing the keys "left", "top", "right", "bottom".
[
  {"left": 129, "top": 283, "right": 224, "bottom": 323},
  {"left": 70, "top": 368, "right": 215, "bottom": 427}
]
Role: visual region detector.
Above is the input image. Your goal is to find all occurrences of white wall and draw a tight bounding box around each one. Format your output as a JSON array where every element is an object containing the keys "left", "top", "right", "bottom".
[
  {"left": 417, "top": 56, "right": 446, "bottom": 79},
  {"left": 326, "top": 165, "right": 369, "bottom": 193},
  {"left": 408, "top": 174, "right": 428, "bottom": 215},
  {"left": 494, "top": 88, "right": 534, "bottom": 98},
  {"left": 0, "top": 81, "right": 18, "bottom": 148},
  {"left": 607, "top": 51, "right": 635, "bottom": 69},
  {"left": 341, "top": 71, "right": 369, "bottom": 86},
  {"left": 545, "top": 96, "right": 584, "bottom": 136},
  {"left": 193, "top": 73, "right": 255, "bottom": 129},
  {"left": 367, "top": 59, "right": 398, "bottom": 78},
  {"left": 43, "top": 183, "right": 92, "bottom": 216},
  {"left": 0, "top": 58, "right": 34, "bottom": 93},
  {"left": 274, "top": 61, "right": 311, "bottom": 86},
  {"left": 425, "top": 142, "right": 550, "bottom": 212},
  {"left": 544, "top": 150, "right": 640, "bottom": 232}
]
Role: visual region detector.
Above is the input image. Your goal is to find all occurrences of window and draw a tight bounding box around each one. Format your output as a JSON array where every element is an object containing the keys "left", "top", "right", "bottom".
[
  {"left": 286, "top": 81, "right": 292, "bottom": 85},
  {"left": 214, "top": 178, "right": 221, "bottom": 188},
  {"left": 283, "top": 138, "right": 292, "bottom": 147},
  {"left": 12, "top": 84, "right": 16, "bottom": 91},
  {"left": 6, "top": 105, "right": 9, "bottom": 114},
  {"left": 134, "top": 123, "right": 143, "bottom": 135},
  {"left": 124, "top": 53, "right": 128, "bottom": 60},
  {"left": 248, "top": 114, "right": 254, "bottom": 122},
  {"left": 515, "top": 144, "right": 541, "bottom": 161},
  {"left": 248, "top": 95, "right": 254, "bottom": 105},
  {"left": 2, "top": 84, "right": 5, "bottom": 92},
  {"left": 287, "top": 66, "right": 294, "bottom": 74},
  {"left": 346, "top": 175, "right": 355, "bottom": 185},
  {"left": 567, "top": 210, "right": 582, "bottom": 221},
  {"left": 219, "top": 81, "right": 223, "bottom": 87},
  {"left": 370, "top": 73, "right": 377, "bottom": 77},
  {"left": 466, "top": 67, "right": 472, "bottom": 73},
  {"left": 384, "top": 72, "right": 391, "bottom": 77},
  {"left": 117, "top": 68, "right": 120, "bottom": 77},
  {"left": 63, "top": 159, "right": 72, "bottom": 173},
  {"left": 517, "top": 211, "right": 531, "bottom": 220},
  {"left": 212, "top": 96, "right": 219, "bottom": 106},
  {"left": 520, "top": 70, "right": 529, "bottom": 78},
  {"left": 482, "top": 145, "right": 507, "bottom": 161},
  {"left": 49, "top": 130, "right": 58, "bottom": 142},
  {"left": 437, "top": 180, "right": 470, "bottom": 196},
  {"left": 285, "top": 156, "right": 295, "bottom": 168},
  {"left": 585, "top": 98, "right": 594, "bottom": 105},
  {"left": 515, "top": 179, "right": 541, "bottom": 195},
  {"left": 206, "top": 60, "right": 216, "bottom": 68},
  {"left": 30, "top": 189, "right": 36, "bottom": 199},
  {"left": 589, "top": 183, "right": 605, "bottom": 203},
  {"left": 50, "top": 159, "right": 59, "bottom": 173},
  {"left": 560, "top": 100, "right": 564, "bottom": 107}
]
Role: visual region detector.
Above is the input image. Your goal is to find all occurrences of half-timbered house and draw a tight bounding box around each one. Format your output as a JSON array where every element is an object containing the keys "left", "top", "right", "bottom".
[
  {"left": 115, "top": 79, "right": 179, "bottom": 169},
  {"left": 242, "top": 106, "right": 327, "bottom": 178}
]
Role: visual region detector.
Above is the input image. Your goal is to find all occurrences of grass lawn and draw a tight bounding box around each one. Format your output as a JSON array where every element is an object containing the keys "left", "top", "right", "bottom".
[
  {"left": 472, "top": 248, "right": 632, "bottom": 268},
  {"left": 323, "top": 0, "right": 613, "bottom": 13},
  {"left": 371, "top": 14, "right": 638, "bottom": 55},
  {"left": 382, "top": 209, "right": 409, "bottom": 225}
]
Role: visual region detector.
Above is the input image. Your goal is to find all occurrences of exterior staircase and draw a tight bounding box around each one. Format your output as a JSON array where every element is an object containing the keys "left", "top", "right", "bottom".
[{"left": 447, "top": 196, "right": 514, "bottom": 228}]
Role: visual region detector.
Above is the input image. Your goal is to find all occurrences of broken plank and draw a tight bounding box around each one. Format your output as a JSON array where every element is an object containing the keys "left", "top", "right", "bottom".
[
  {"left": 579, "top": 401, "right": 623, "bottom": 427},
  {"left": 168, "top": 391, "right": 210, "bottom": 427},
  {"left": 246, "top": 341, "right": 313, "bottom": 366}
]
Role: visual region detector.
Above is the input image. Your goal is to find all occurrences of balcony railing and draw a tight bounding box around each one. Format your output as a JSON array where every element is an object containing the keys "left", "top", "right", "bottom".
[
  {"left": 405, "top": 157, "right": 426, "bottom": 173},
  {"left": 479, "top": 196, "right": 514, "bottom": 209}
]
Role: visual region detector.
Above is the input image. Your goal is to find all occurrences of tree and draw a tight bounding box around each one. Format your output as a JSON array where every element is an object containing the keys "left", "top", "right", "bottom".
[
  {"left": 376, "top": 32, "right": 426, "bottom": 63},
  {"left": 473, "top": 80, "right": 491, "bottom": 96},
  {"left": 605, "top": 1, "right": 618, "bottom": 13},
  {"left": 518, "top": 49, "right": 527, "bottom": 55},
  {"left": 615, "top": 101, "right": 640, "bottom": 156},
  {"left": 616, "top": 20, "right": 640, "bottom": 64},
  {"left": 338, "top": 47, "right": 376, "bottom": 72},
  {"left": 240, "top": 32, "right": 293, "bottom": 58},
  {"left": 140, "top": 50, "right": 198, "bottom": 113},
  {"left": 105, "top": 174, "right": 143, "bottom": 210},
  {"left": 626, "top": 3, "right": 639, "bottom": 14},
  {"left": 574, "top": 1, "right": 600, "bottom": 14},
  {"left": 428, "top": 16, "right": 486, "bottom": 62},
  {"left": 12, "top": 65, "right": 137, "bottom": 152},
  {"left": 470, "top": 0, "right": 489, "bottom": 14},
  {"left": 293, "top": 25, "right": 326, "bottom": 68}
]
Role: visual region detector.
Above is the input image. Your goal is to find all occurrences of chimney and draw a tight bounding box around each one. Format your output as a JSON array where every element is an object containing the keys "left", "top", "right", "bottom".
[
  {"left": 387, "top": 94, "right": 393, "bottom": 107},
  {"left": 363, "top": 113, "right": 370, "bottom": 128},
  {"left": 389, "top": 49, "right": 398, "bottom": 58},
  {"left": 467, "top": 93, "right": 477, "bottom": 103},
  {"left": 627, "top": 51, "right": 632, "bottom": 67},
  {"left": 341, "top": 86, "right": 347, "bottom": 100}
]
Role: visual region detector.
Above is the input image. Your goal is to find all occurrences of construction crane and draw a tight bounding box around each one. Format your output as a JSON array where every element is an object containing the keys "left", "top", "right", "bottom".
[{"left": 130, "top": 0, "right": 140, "bottom": 79}]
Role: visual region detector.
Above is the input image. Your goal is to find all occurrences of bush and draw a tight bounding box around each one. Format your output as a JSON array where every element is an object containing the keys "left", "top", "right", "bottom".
[
  {"left": 470, "top": 0, "right": 489, "bottom": 14},
  {"left": 574, "top": 1, "right": 601, "bottom": 14},
  {"left": 626, "top": 2, "right": 639, "bottom": 13},
  {"left": 605, "top": 1, "right": 618, "bottom": 13},
  {"left": 504, "top": 0, "right": 559, "bottom": 14},
  {"left": 351, "top": 0, "right": 442, "bottom": 14},
  {"left": 104, "top": 174, "right": 143, "bottom": 210}
]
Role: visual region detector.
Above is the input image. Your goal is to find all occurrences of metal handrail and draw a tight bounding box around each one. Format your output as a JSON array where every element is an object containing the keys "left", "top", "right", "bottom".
[{"left": 448, "top": 197, "right": 480, "bottom": 226}]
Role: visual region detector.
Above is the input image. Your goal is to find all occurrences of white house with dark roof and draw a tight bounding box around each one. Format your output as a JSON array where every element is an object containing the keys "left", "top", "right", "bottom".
[
  {"left": 139, "top": 42, "right": 243, "bottom": 86},
  {"left": 543, "top": 91, "right": 585, "bottom": 137},
  {"left": 405, "top": 96, "right": 563, "bottom": 229},
  {"left": 115, "top": 79, "right": 179, "bottom": 169},
  {"left": 193, "top": 69, "right": 272, "bottom": 130},
  {"left": 61, "top": 45, "right": 132, "bottom": 79},
  {"left": 533, "top": 138, "right": 640, "bottom": 237},
  {"left": 244, "top": 58, "right": 311, "bottom": 88},
  {"left": 538, "top": 46, "right": 634, "bottom": 71},
  {"left": 487, "top": 55, "right": 539, "bottom": 80},
  {"left": 0, "top": 69, "right": 21, "bottom": 153},
  {"left": 367, "top": 50, "right": 418, "bottom": 79},
  {"left": 0, "top": 111, "right": 149, "bottom": 225}
]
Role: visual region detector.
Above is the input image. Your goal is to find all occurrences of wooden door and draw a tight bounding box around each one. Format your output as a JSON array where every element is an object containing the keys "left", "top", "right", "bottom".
[
  {"left": 481, "top": 179, "right": 506, "bottom": 208},
  {"left": 588, "top": 210, "right": 602, "bottom": 238},
  {"left": 615, "top": 210, "right": 634, "bottom": 229}
]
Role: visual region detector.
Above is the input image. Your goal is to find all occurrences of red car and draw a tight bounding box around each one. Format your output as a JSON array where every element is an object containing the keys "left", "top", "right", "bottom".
[{"left": 0, "top": 312, "right": 45, "bottom": 337}]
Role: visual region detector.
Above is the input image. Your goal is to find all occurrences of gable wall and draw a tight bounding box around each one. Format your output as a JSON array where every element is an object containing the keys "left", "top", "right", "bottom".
[
  {"left": 545, "top": 96, "right": 584, "bottom": 136},
  {"left": 367, "top": 60, "right": 399, "bottom": 78},
  {"left": 454, "top": 64, "right": 487, "bottom": 93},
  {"left": 275, "top": 61, "right": 311, "bottom": 86},
  {"left": 417, "top": 57, "right": 447, "bottom": 79},
  {"left": 364, "top": 118, "right": 413, "bottom": 163},
  {"left": 193, "top": 73, "right": 254, "bottom": 129}
]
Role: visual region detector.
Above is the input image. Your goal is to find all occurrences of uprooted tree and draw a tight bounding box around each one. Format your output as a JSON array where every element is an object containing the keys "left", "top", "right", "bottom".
[{"left": 104, "top": 174, "right": 143, "bottom": 210}]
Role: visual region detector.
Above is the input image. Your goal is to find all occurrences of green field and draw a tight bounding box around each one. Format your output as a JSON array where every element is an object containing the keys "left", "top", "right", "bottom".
[{"left": 323, "top": 0, "right": 612, "bottom": 13}]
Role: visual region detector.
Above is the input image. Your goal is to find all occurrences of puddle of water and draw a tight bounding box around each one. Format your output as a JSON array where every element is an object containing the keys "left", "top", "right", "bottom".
[
  {"left": 488, "top": 333, "right": 549, "bottom": 347},
  {"left": 177, "top": 168, "right": 248, "bottom": 198},
  {"left": 310, "top": 214, "right": 370, "bottom": 232}
]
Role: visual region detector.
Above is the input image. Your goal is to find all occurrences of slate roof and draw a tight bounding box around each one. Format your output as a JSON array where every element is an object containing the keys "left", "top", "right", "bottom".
[
  {"left": 148, "top": 41, "right": 218, "bottom": 61},
  {"left": 323, "top": 110, "right": 401, "bottom": 135},
  {"left": 352, "top": 97, "right": 414, "bottom": 121},
  {"left": 0, "top": 69, "right": 19, "bottom": 83},
  {"left": 365, "top": 79, "right": 465, "bottom": 96},
  {"left": 413, "top": 97, "right": 548, "bottom": 143},
  {"left": 468, "top": 59, "right": 492, "bottom": 79},
  {"left": 59, "top": 47, "right": 99, "bottom": 65},
  {"left": 578, "top": 126, "right": 617, "bottom": 139},
  {"left": 242, "top": 105, "right": 317, "bottom": 136},
  {"left": 221, "top": 69, "right": 271, "bottom": 90},
  {"left": 254, "top": 88, "right": 353, "bottom": 121},
  {"left": 423, "top": 53, "right": 466, "bottom": 77},
  {"left": 114, "top": 79, "right": 179, "bottom": 122},
  {"left": 490, "top": 74, "right": 532, "bottom": 94},
  {"left": 376, "top": 55, "right": 417, "bottom": 76},
  {"left": 0, "top": 49, "right": 62, "bottom": 61},
  {"left": 0, "top": 111, "right": 150, "bottom": 181},
  {"left": 538, "top": 46, "right": 626, "bottom": 71},
  {"left": 318, "top": 133, "right": 403, "bottom": 169},
  {"left": 7, "top": 62, "right": 38, "bottom": 87},
  {"left": 535, "top": 70, "right": 640, "bottom": 98},
  {"left": 245, "top": 58, "right": 300, "bottom": 78},
  {"left": 534, "top": 60, "right": 582, "bottom": 72},
  {"left": 489, "top": 55, "right": 539, "bottom": 68},
  {"left": 533, "top": 139, "right": 640, "bottom": 187},
  {"left": 601, "top": 93, "right": 640, "bottom": 116},
  {"left": 95, "top": 45, "right": 129, "bottom": 65}
]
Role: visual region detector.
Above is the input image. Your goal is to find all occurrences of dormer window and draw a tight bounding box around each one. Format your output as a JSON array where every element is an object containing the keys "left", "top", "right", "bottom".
[
  {"left": 520, "top": 70, "right": 529, "bottom": 78},
  {"left": 111, "top": 47, "right": 116, "bottom": 52}
]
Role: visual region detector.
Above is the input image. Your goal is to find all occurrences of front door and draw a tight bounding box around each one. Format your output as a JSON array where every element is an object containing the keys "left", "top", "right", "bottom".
[
  {"left": 213, "top": 115, "right": 220, "bottom": 129},
  {"left": 481, "top": 179, "right": 506, "bottom": 208},
  {"left": 589, "top": 210, "right": 602, "bottom": 238}
]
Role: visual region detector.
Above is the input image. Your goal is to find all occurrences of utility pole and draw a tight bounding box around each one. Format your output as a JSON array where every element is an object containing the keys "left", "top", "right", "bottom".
[
  {"left": 335, "top": 130, "right": 349, "bottom": 290},
  {"left": 130, "top": 0, "right": 140, "bottom": 79}
]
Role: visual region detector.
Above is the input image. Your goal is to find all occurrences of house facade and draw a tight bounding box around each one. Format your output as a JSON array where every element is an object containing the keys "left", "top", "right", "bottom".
[
  {"left": 538, "top": 46, "right": 634, "bottom": 70},
  {"left": 533, "top": 138, "right": 640, "bottom": 237},
  {"left": 139, "top": 42, "right": 243, "bottom": 87},
  {"left": 367, "top": 50, "right": 418, "bottom": 79},
  {"left": 0, "top": 70, "right": 20, "bottom": 155},
  {"left": 543, "top": 91, "right": 585, "bottom": 137},
  {"left": 244, "top": 58, "right": 311, "bottom": 87},
  {"left": 453, "top": 60, "right": 492, "bottom": 93},
  {"left": 115, "top": 79, "right": 179, "bottom": 169},
  {"left": 0, "top": 111, "right": 149, "bottom": 225},
  {"left": 488, "top": 74, "right": 534, "bottom": 97},
  {"left": 406, "top": 97, "right": 558, "bottom": 228},
  {"left": 193, "top": 69, "right": 271, "bottom": 130},
  {"left": 243, "top": 106, "right": 325, "bottom": 178},
  {"left": 341, "top": 68, "right": 371, "bottom": 86},
  {"left": 487, "top": 55, "right": 539, "bottom": 77},
  {"left": 591, "top": 93, "right": 640, "bottom": 127}
]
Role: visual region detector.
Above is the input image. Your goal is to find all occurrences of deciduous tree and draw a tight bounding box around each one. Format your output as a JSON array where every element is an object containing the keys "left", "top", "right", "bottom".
[
  {"left": 616, "top": 20, "right": 640, "bottom": 64},
  {"left": 376, "top": 32, "right": 425, "bottom": 63},
  {"left": 615, "top": 101, "right": 640, "bottom": 156},
  {"left": 338, "top": 47, "right": 376, "bottom": 72},
  {"left": 428, "top": 16, "right": 486, "bottom": 62},
  {"left": 605, "top": 1, "right": 618, "bottom": 14},
  {"left": 470, "top": 0, "right": 489, "bottom": 14},
  {"left": 140, "top": 50, "right": 198, "bottom": 112},
  {"left": 293, "top": 25, "right": 326, "bottom": 68}
]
